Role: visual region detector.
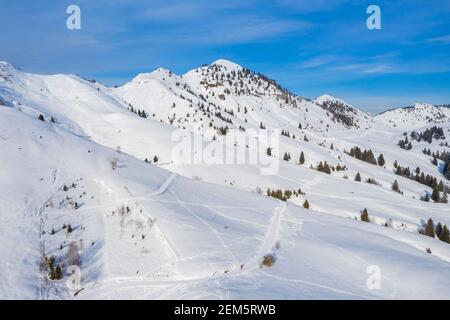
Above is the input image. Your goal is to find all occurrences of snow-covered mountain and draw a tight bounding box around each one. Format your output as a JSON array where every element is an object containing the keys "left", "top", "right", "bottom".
[
  {"left": 111, "top": 59, "right": 369, "bottom": 136},
  {"left": 376, "top": 103, "right": 450, "bottom": 129},
  {"left": 1, "top": 60, "right": 450, "bottom": 300},
  {"left": 314, "top": 94, "right": 374, "bottom": 129}
]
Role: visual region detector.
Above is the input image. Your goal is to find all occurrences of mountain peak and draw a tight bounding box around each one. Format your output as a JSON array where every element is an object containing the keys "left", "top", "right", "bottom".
[
  {"left": 411, "top": 102, "right": 434, "bottom": 110},
  {"left": 211, "top": 59, "right": 242, "bottom": 70},
  {"left": 315, "top": 94, "right": 346, "bottom": 105},
  {"left": 130, "top": 67, "right": 176, "bottom": 84},
  {"left": 375, "top": 102, "right": 450, "bottom": 129}
]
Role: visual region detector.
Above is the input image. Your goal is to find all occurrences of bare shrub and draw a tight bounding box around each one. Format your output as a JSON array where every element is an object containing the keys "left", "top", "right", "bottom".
[
  {"left": 111, "top": 158, "right": 118, "bottom": 170},
  {"left": 261, "top": 254, "right": 276, "bottom": 268}
]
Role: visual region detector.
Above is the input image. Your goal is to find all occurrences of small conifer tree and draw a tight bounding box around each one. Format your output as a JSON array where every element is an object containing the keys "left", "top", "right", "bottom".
[
  {"left": 303, "top": 200, "right": 310, "bottom": 209},
  {"left": 424, "top": 218, "right": 435, "bottom": 238},
  {"left": 360, "top": 208, "right": 370, "bottom": 222}
]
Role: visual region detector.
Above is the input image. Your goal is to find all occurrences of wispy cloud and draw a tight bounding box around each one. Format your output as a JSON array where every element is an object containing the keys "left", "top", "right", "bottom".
[
  {"left": 279, "top": 0, "right": 350, "bottom": 12},
  {"left": 427, "top": 34, "right": 450, "bottom": 44}
]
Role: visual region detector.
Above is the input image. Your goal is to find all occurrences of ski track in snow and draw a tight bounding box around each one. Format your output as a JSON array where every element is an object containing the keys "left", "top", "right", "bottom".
[{"left": 78, "top": 199, "right": 286, "bottom": 299}]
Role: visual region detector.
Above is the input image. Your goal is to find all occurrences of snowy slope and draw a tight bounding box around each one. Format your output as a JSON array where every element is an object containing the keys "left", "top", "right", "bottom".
[
  {"left": 1, "top": 60, "right": 450, "bottom": 299},
  {"left": 376, "top": 103, "right": 450, "bottom": 129},
  {"left": 314, "top": 94, "right": 374, "bottom": 129}
]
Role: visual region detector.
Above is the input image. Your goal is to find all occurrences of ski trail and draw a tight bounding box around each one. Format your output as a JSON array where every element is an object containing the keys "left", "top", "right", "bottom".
[
  {"left": 149, "top": 172, "right": 177, "bottom": 197},
  {"left": 241, "top": 203, "right": 285, "bottom": 272},
  {"left": 168, "top": 187, "right": 239, "bottom": 265},
  {"left": 302, "top": 174, "right": 324, "bottom": 191},
  {"left": 261, "top": 272, "right": 375, "bottom": 299},
  {"left": 305, "top": 231, "right": 398, "bottom": 299},
  {"left": 79, "top": 201, "right": 286, "bottom": 299}
]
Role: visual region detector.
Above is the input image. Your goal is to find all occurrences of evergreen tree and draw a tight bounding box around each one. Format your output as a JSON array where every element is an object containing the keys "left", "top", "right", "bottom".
[
  {"left": 48, "top": 256, "right": 63, "bottom": 280},
  {"left": 432, "top": 157, "right": 438, "bottom": 166},
  {"left": 392, "top": 180, "right": 400, "bottom": 193},
  {"left": 153, "top": 156, "right": 159, "bottom": 163},
  {"left": 355, "top": 172, "right": 361, "bottom": 182},
  {"left": 431, "top": 186, "right": 440, "bottom": 203},
  {"left": 440, "top": 226, "right": 450, "bottom": 243},
  {"left": 55, "top": 265, "right": 63, "bottom": 280},
  {"left": 441, "top": 192, "right": 448, "bottom": 204},
  {"left": 436, "top": 223, "right": 443, "bottom": 238},
  {"left": 360, "top": 208, "right": 370, "bottom": 222},
  {"left": 323, "top": 162, "right": 331, "bottom": 174},
  {"left": 424, "top": 218, "right": 435, "bottom": 238},
  {"left": 303, "top": 200, "right": 310, "bottom": 209},
  {"left": 38, "top": 114, "right": 45, "bottom": 121},
  {"left": 299, "top": 151, "right": 305, "bottom": 165},
  {"left": 377, "top": 154, "right": 385, "bottom": 166},
  {"left": 317, "top": 162, "right": 324, "bottom": 172}
]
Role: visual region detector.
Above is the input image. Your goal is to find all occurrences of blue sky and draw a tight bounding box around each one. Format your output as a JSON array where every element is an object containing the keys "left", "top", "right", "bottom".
[{"left": 0, "top": 0, "right": 449, "bottom": 112}]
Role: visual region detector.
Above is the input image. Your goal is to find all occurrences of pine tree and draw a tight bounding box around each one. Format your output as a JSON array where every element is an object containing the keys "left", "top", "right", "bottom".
[
  {"left": 38, "top": 114, "right": 45, "bottom": 121},
  {"left": 303, "top": 200, "right": 310, "bottom": 209},
  {"left": 55, "top": 265, "right": 63, "bottom": 280},
  {"left": 317, "top": 162, "right": 324, "bottom": 172},
  {"left": 432, "top": 157, "right": 438, "bottom": 166},
  {"left": 391, "top": 180, "right": 400, "bottom": 193},
  {"left": 299, "top": 151, "right": 305, "bottom": 165},
  {"left": 360, "top": 208, "right": 370, "bottom": 222},
  {"left": 436, "top": 223, "right": 443, "bottom": 238},
  {"left": 153, "top": 156, "right": 159, "bottom": 163},
  {"left": 48, "top": 256, "right": 63, "bottom": 280},
  {"left": 431, "top": 186, "right": 440, "bottom": 203},
  {"left": 355, "top": 172, "right": 361, "bottom": 182},
  {"left": 323, "top": 162, "right": 331, "bottom": 174},
  {"left": 440, "top": 226, "right": 450, "bottom": 243},
  {"left": 438, "top": 181, "right": 444, "bottom": 192},
  {"left": 377, "top": 154, "right": 385, "bottom": 166},
  {"left": 266, "top": 147, "right": 272, "bottom": 156},
  {"left": 424, "top": 218, "right": 435, "bottom": 238},
  {"left": 441, "top": 192, "right": 448, "bottom": 204}
]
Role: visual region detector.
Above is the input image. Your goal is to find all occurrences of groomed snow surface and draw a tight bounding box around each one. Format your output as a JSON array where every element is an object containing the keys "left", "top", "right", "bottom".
[{"left": 0, "top": 60, "right": 450, "bottom": 299}]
